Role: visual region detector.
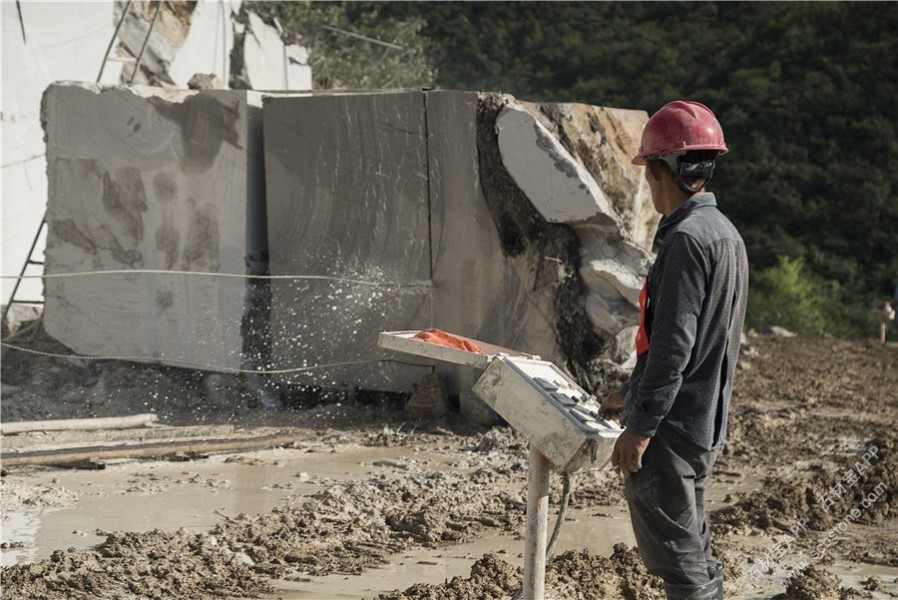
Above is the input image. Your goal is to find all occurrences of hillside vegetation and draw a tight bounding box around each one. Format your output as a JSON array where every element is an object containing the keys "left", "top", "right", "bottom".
[{"left": 262, "top": 2, "right": 898, "bottom": 338}]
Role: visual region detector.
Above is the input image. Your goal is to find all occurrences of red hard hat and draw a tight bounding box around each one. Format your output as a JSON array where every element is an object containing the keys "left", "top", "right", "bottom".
[{"left": 632, "top": 101, "right": 728, "bottom": 165}]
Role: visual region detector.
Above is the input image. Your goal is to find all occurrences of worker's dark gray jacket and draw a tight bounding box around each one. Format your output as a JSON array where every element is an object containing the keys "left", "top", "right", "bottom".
[{"left": 620, "top": 193, "right": 748, "bottom": 451}]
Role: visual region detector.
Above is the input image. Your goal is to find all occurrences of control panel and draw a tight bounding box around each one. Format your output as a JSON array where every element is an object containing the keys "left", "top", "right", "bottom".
[
  {"left": 377, "top": 330, "right": 623, "bottom": 472},
  {"left": 472, "top": 356, "right": 622, "bottom": 473}
]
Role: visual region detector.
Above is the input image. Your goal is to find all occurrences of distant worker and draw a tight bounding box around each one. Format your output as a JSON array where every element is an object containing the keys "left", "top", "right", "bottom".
[
  {"left": 600, "top": 101, "right": 748, "bottom": 600},
  {"left": 873, "top": 280, "right": 898, "bottom": 343}
]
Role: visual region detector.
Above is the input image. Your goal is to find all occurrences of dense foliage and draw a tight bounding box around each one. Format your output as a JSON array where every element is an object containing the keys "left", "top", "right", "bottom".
[
  {"left": 252, "top": 2, "right": 433, "bottom": 90},
  {"left": 268, "top": 2, "right": 898, "bottom": 337}
]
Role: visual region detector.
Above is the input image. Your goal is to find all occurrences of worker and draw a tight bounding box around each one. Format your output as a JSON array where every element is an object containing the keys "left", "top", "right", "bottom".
[
  {"left": 873, "top": 280, "right": 898, "bottom": 343},
  {"left": 600, "top": 101, "right": 748, "bottom": 600}
]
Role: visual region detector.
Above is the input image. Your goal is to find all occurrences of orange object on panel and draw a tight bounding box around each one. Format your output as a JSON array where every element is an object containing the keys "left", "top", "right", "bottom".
[{"left": 412, "top": 328, "right": 483, "bottom": 354}]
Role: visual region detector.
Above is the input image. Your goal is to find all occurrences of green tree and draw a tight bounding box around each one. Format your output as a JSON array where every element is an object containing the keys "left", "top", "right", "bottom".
[
  {"left": 747, "top": 256, "right": 825, "bottom": 334},
  {"left": 252, "top": 2, "right": 434, "bottom": 90}
]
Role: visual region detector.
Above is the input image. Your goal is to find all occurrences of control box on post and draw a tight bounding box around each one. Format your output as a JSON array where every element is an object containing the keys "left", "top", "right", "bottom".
[
  {"left": 378, "top": 330, "right": 622, "bottom": 473},
  {"left": 472, "top": 356, "right": 621, "bottom": 472}
]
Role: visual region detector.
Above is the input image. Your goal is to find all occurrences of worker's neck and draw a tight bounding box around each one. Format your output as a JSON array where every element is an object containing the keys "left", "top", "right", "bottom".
[{"left": 658, "top": 188, "right": 696, "bottom": 217}]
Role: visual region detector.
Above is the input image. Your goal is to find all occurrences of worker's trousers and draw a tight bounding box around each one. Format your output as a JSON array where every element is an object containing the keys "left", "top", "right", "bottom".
[{"left": 624, "top": 423, "right": 717, "bottom": 586}]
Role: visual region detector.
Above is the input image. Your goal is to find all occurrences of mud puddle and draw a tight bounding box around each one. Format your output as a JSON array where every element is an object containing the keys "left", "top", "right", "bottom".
[
  {"left": 711, "top": 532, "right": 898, "bottom": 599},
  {"left": 265, "top": 505, "right": 636, "bottom": 599},
  {"left": 1, "top": 443, "right": 454, "bottom": 567},
  {"left": 263, "top": 476, "right": 756, "bottom": 600}
]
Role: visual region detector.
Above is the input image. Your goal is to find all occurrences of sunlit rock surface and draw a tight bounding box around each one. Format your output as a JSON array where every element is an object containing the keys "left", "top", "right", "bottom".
[
  {"left": 496, "top": 99, "right": 655, "bottom": 363},
  {"left": 42, "top": 82, "right": 264, "bottom": 371},
  {"left": 264, "top": 91, "right": 653, "bottom": 393}
]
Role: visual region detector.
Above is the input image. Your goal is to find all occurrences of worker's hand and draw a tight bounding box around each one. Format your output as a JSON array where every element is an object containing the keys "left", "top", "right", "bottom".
[
  {"left": 600, "top": 392, "right": 624, "bottom": 419},
  {"left": 611, "top": 429, "right": 650, "bottom": 477}
]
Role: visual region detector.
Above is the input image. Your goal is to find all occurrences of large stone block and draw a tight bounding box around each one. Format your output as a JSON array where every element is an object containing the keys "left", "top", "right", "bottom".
[
  {"left": 427, "top": 91, "right": 563, "bottom": 394},
  {"left": 263, "top": 92, "right": 433, "bottom": 391},
  {"left": 263, "top": 90, "right": 653, "bottom": 394},
  {"left": 42, "top": 82, "right": 264, "bottom": 371},
  {"left": 263, "top": 91, "right": 569, "bottom": 394}
]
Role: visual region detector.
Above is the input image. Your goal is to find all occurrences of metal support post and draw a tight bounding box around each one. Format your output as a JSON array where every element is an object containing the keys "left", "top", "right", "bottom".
[
  {"left": 2, "top": 216, "right": 47, "bottom": 328},
  {"left": 523, "top": 444, "right": 551, "bottom": 600}
]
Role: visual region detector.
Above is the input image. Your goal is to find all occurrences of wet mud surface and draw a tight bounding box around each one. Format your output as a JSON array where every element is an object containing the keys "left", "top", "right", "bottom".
[{"left": 1, "top": 333, "right": 897, "bottom": 599}]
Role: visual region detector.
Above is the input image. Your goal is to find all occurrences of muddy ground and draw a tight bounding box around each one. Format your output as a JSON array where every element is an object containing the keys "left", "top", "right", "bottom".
[{"left": 1, "top": 325, "right": 897, "bottom": 599}]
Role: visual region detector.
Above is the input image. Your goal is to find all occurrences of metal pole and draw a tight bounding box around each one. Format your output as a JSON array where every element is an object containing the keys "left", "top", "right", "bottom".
[
  {"left": 97, "top": 0, "right": 132, "bottom": 83},
  {"left": 523, "top": 444, "right": 551, "bottom": 600},
  {"left": 129, "top": 0, "right": 162, "bottom": 85},
  {"left": 2, "top": 217, "right": 46, "bottom": 328}
]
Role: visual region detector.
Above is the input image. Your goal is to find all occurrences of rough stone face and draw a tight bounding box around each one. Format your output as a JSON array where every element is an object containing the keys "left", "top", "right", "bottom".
[
  {"left": 496, "top": 102, "right": 617, "bottom": 227},
  {"left": 42, "top": 82, "right": 264, "bottom": 371},
  {"left": 115, "top": 1, "right": 194, "bottom": 85},
  {"left": 115, "top": 2, "right": 311, "bottom": 91},
  {"left": 495, "top": 98, "right": 655, "bottom": 363}
]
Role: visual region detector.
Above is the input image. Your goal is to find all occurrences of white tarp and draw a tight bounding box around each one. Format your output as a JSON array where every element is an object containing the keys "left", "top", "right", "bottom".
[
  {"left": 2, "top": 1, "right": 123, "bottom": 306},
  {"left": 2, "top": 0, "right": 311, "bottom": 312}
]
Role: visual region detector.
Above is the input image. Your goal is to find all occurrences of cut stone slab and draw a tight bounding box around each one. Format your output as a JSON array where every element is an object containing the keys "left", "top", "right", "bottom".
[
  {"left": 42, "top": 82, "right": 265, "bottom": 372},
  {"left": 263, "top": 92, "right": 433, "bottom": 391}
]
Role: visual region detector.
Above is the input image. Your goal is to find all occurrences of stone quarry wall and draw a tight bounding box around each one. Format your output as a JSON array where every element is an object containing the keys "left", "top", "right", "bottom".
[{"left": 41, "top": 85, "right": 653, "bottom": 398}]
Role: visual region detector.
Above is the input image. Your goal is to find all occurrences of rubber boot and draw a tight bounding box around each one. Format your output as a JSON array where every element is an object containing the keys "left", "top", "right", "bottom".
[
  {"left": 707, "top": 564, "right": 724, "bottom": 599},
  {"left": 664, "top": 576, "right": 720, "bottom": 600}
]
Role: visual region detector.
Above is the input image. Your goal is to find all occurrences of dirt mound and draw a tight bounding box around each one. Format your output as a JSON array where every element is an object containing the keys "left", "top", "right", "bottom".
[
  {"left": 377, "top": 553, "right": 521, "bottom": 599},
  {"left": 715, "top": 433, "right": 897, "bottom": 534},
  {"left": 781, "top": 564, "right": 844, "bottom": 600},
  {"left": 220, "top": 468, "right": 524, "bottom": 576},
  {"left": 377, "top": 545, "right": 664, "bottom": 600},
  {"left": 2, "top": 531, "right": 270, "bottom": 599}
]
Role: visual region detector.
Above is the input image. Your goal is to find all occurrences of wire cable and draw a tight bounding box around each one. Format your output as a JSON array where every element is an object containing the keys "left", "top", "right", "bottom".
[
  {"left": 1, "top": 269, "right": 432, "bottom": 289},
  {"left": 0, "top": 341, "right": 388, "bottom": 376}
]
